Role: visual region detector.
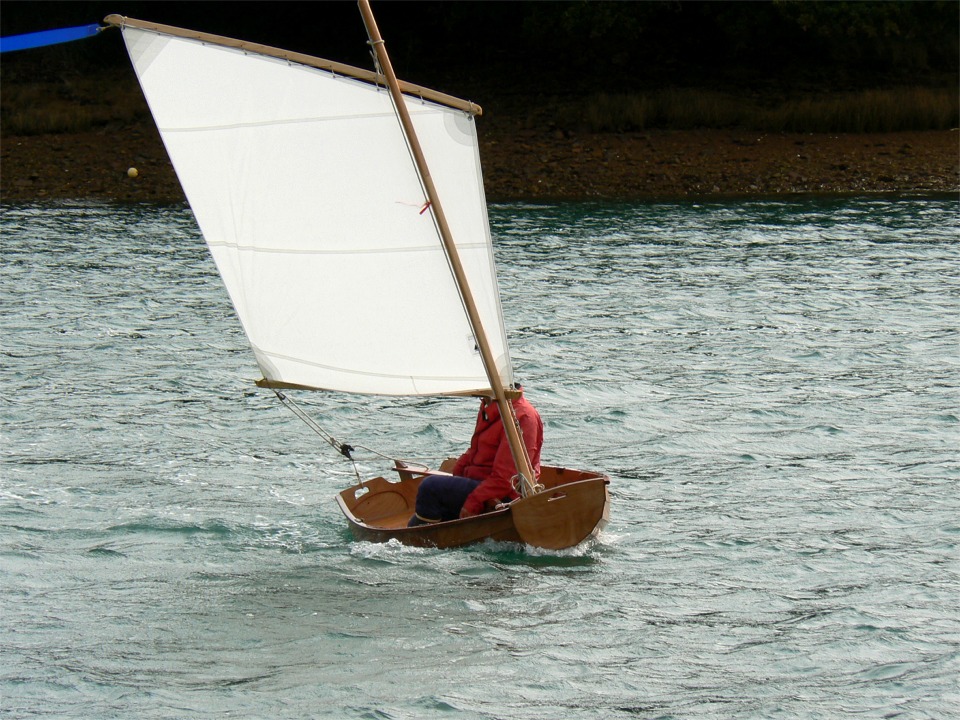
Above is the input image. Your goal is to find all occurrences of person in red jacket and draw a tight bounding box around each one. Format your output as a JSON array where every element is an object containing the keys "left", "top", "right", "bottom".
[{"left": 408, "top": 388, "right": 543, "bottom": 526}]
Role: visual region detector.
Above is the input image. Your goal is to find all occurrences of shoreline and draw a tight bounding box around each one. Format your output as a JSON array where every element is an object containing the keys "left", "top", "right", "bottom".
[{"left": 1, "top": 123, "right": 957, "bottom": 205}]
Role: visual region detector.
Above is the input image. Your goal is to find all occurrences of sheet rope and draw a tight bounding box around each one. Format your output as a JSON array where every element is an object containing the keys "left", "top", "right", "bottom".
[{"left": 271, "top": 389, "right": 433, "bottom": 485}]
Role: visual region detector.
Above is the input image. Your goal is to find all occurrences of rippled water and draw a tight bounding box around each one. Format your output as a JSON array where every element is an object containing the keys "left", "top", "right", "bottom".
[{"left": 2, "top": 196, "right": 958, "bottom": 718}]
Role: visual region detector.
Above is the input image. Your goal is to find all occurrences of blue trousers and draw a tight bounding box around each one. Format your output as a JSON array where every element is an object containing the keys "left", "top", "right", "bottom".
[{"left": 409, "top": 475, "right": 481, "bottom": 525}]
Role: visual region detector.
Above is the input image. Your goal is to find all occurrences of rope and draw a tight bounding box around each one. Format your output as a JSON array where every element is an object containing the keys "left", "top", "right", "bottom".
[
  {"left": 272, "top": 389, "right": 364, "bottom": 483},
  {"left": 513, "top": 474, "right": 543, "bottom": 498},
  {"left": 270, "top": 389, "right": 438, "bottom": 485},
  {"left": 366, "top": 38, "right": 385, "bottom": 77},
  {"left": 272, "top": 390, "right": 352, "bottom": 457}
]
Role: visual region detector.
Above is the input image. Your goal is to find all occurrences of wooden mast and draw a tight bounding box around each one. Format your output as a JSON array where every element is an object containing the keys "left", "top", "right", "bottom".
[{"left": 357, "top": 0, "right": 537, "bottom": 495}]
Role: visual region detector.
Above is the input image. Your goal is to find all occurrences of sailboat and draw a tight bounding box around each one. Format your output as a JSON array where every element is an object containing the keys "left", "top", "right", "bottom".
[{"left": 104, "top": 1, "right": 610, "bottom": 550}]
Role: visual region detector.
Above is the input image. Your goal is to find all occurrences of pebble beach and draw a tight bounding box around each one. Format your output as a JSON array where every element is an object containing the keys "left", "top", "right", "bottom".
[{"left": 2, "top": 120, "right": 956, "bottom": 204}]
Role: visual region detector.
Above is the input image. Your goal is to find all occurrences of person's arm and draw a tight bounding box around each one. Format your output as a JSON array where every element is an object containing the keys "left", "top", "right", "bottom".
[
  {"left": 460, "top": 409, "right": 540, "bottom": 517},
  {"left": 459, "top": 440, "right": 515, "bottom": 517}
]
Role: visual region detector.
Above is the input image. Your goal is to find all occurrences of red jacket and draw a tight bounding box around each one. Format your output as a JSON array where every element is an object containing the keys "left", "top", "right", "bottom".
[{"left": 454, "top": 393, "right": 543, "bottom": 516}]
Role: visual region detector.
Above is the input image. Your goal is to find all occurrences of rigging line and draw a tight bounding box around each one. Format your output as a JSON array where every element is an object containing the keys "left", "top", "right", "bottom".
[
  {"left": 0, "top": 23, "right": 104, "bottom": 54},
  {"left": 367, "top": 37, "right": 384, "bottom": 77},
  {"left": 362, "top": 14, "right": 447, "bottom": 274},
  {"left": 271, "top": 389, "right": 362, "bottom": 483},
  {"left": 365, "top": 26, "right": 482, "bottom": 376},
  {"left": 270, "top": 390, "right": 432, "bottom": 483}
]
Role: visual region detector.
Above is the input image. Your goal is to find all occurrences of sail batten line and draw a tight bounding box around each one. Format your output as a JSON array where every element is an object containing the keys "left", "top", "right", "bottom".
[
  {"left": 205, "top": 241, "right": 490, "bottom": 255},
  {"left": 157, "top": 108, "right": 439, "bottom": 134},
  {"left": 253, "top": 346, "right": 486, "bottom": 384}
]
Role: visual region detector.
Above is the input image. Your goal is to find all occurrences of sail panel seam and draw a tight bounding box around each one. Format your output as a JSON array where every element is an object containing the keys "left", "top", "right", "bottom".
[
  {"left": 157, "top": 109, "right": 436, "bottom": 134},
  {"left": 206, "top": 241, "right": 489, "bottom": 255},
  {"left": 254, "top": 346, "right": 485, "bottom": 384}
]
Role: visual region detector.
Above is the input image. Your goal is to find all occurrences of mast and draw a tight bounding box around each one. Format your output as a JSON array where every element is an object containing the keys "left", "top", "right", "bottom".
[{"left": 357, "top": 0, "right": 537, "bottom": 495}]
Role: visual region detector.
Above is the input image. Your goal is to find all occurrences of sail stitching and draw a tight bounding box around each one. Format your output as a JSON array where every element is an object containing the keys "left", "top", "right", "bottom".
[
  {"left": 157, "top": 109, "right": 436, "bottom": 134},
  {"left": 205, "top": 241, "right": 489, "bottom": 255},
  {"left": 254, "top": 346, "right": 485, "bottom": 383}
]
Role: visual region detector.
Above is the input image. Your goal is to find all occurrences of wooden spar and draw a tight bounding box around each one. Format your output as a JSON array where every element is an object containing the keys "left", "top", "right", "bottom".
[
  {"left": 357, "top": 0, "right": 537, "bottom": 496},
  {"left": 101, "top": 14, "right": 481, "bottom": 116}
]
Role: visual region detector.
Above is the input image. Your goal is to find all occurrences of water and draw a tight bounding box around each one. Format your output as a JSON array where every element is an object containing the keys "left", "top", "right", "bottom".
[{"left": 2, "top": 196, "right": 958, "bottom": 719}]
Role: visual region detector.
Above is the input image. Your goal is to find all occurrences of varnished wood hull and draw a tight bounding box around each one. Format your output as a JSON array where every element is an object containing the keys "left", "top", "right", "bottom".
[{"left": 336, "top": 465, "right": 610, "bottom": 550}]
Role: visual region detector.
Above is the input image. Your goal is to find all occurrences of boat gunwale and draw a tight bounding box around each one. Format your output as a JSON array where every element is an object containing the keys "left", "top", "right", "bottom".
[{"left": 336, "top": 469, "right": 610, "bottom": 549}]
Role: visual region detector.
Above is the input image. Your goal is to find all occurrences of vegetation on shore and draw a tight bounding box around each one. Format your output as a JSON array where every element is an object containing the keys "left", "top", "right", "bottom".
[
  {"left": 575, "top": 87, "right": 959, "bottom": 135},
  {"left": 2, "top": 1, "right": 957, "bottom": 139},
  {"left": 1, "top": 72, "right": 145, "bottom": 137},
  {"left": 1, "top": 2, "right": 956, "bottom": 203},
  {"left": 2, "top": 73, "right": 957, "bottom": 138}
]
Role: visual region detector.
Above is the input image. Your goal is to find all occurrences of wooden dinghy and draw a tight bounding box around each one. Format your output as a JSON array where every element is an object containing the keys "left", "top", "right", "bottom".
[
  {"left": 338, "top": 462, "right": 610, "bottom": 550},
  {"left": 108, "top": 1, "right": 612, "bottom": 551}
]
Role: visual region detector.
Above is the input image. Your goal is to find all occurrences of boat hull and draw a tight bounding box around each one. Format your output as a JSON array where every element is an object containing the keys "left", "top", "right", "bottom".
[{"left": 336, "top": 465, "right": 610, "bottom": 550}]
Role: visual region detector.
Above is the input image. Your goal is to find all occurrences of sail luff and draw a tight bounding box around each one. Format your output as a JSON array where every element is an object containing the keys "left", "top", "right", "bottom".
[{"left": 357, "top": 0, "right": 537, "bottom": 494}]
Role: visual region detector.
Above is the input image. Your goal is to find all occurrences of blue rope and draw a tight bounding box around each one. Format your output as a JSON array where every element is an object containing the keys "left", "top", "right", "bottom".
[{"left": 1, "top": 24, "right": 102, "bottom": 54}]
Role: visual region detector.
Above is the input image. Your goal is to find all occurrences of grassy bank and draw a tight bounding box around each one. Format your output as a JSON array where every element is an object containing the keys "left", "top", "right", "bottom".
[
  {"left": 2, "top": 75, "right": 957, "bottom": 137},
  {"left": 2, "top": 71, "right": 957, "bottom": 203},
  {"left": 570, "top": 87, "right": 959, "bottom": 134},
  {"left": 0, "top": 71, "right": 146, "bottom": 136}
]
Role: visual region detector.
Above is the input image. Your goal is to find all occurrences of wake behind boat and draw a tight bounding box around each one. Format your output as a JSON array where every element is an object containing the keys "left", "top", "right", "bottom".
[{"left": 105, "top": 2, "right": 610, "bottom": 550}]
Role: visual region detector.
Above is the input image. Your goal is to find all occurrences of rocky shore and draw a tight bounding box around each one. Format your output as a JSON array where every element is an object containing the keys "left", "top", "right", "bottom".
[{"left": 1, "top": 119, "right": 956, "bottom": 204}]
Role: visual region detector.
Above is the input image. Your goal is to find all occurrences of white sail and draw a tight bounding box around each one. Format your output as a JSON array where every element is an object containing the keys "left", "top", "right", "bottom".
[{"left": 118, "top": 23, "right": 512, "bottom": 396}]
